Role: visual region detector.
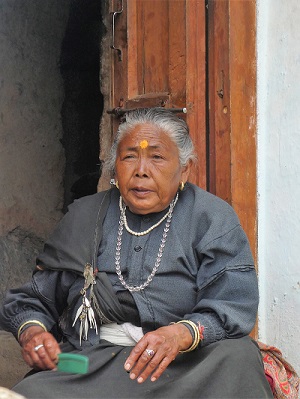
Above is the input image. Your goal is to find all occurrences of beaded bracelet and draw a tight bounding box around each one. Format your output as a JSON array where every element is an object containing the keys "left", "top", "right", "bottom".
[
  {"left": 17, "top": 320, "right": 47, "bottom": 341},
  {"left": 175, "top": 320, "right": 201, "bottom": 353}
]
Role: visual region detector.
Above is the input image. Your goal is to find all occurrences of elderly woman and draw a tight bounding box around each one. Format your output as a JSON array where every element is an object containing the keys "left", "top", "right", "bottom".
[{"left": 0, "top": 108, "right": 272, "bottom": 398}]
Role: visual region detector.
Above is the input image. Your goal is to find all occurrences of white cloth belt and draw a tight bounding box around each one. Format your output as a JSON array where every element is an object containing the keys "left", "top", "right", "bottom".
[{"left": 100, "top": 322, "right": 144, "bottom": 346}]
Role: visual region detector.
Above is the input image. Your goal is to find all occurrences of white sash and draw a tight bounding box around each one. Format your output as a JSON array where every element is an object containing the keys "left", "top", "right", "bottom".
[{"left": 100, "top": 322, "right": 143, "bottom": 346}]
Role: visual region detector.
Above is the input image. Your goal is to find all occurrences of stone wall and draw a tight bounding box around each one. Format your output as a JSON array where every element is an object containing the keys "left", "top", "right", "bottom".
[
  {"left": 0, "top": 0, "right": 70, "bottom": 299},
  {"left": 257, "top": 0, "right": 300, "bottom": 376},
  {"left": 0, "top": 0, "right": 70, "bottom": 388},
  {"left": 0, "top": 0, "right": 105, "bottom": 388},
  {"left": 0, "top": 0, "right": 105, "bottom": 304}
]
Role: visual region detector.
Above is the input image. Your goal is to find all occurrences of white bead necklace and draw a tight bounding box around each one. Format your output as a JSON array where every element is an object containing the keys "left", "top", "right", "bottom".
[
  {"left": 115, "top": 194, "right": 178, "bottom": 292},
  {"left": 119, "top": 193, "right": 178, "bottom": 236}
]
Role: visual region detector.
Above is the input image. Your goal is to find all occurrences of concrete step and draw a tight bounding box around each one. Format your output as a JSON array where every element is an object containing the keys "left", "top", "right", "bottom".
[{"left": 0, "top": 331, "right": 31, "bottom": 389}]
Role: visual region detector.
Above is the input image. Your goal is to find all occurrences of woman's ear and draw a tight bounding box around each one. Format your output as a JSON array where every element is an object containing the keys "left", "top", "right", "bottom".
[{"left": 180, "top": 160, "right": 192, "bottom": 183}]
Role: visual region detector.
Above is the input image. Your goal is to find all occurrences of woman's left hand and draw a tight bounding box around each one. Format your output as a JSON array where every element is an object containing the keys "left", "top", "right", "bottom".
[{"left": 124, "top": 323, "right": 193, "bottom": 383}]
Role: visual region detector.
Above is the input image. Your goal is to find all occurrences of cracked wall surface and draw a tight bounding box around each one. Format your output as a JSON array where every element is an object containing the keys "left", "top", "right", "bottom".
[
  {"left": 0, "top": 0, "right": 69, "bottom": 388},
  {"left": 0, "top": 0, "right": 70, "bottom": 313},
  {"left": 0, "top": 1, "right": 107, "bottom": 389}
]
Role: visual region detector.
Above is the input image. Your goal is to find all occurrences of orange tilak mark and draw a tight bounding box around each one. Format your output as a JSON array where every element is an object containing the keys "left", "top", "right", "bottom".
[{"left": 139, "top": 140, "right": 149, "bottom": 149}]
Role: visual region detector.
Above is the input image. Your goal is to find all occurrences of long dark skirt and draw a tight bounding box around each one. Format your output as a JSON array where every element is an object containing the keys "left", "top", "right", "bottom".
[{"left": 13, "top": 336, "right": 273, "bottom": 399}]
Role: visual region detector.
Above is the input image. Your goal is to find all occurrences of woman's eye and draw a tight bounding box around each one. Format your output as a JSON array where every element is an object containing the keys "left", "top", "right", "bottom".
[
  {"left": 123, "top": 154, "right": 135, "bottom": 160},
  {"left": 152, "top": 154, "right": 163, "bottom": 160}
]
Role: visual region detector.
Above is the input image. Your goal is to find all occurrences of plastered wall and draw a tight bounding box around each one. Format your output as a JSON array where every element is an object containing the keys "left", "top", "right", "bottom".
[
  {"left": 0, "top": 1, "right": 70, "bottom": 301},
  {"left": 257, "top": 0, "right": 300, "bottom": 376}
]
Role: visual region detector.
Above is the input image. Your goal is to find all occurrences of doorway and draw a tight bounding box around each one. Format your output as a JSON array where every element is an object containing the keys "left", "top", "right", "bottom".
[{"left": 102, "top": 0, "right": 257, "bottom": 290}]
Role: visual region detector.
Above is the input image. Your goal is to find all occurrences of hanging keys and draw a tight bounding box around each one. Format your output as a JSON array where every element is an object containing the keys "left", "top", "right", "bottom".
[{"left": 72, "top": 263, "right": 98, "bottom": 345}]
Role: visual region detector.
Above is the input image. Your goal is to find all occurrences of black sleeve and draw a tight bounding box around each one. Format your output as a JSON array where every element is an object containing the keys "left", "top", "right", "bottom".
[{"left": 0, "top": 269, "right": 77, "bottom": 340}]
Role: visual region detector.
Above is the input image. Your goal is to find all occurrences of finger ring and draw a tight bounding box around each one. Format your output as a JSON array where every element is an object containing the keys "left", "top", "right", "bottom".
[
  {"left": 34, "top": 344, "right": 44, "bottom": 352},
  {"left": 145, "top": 349, "right": 155, "bottom": 357}
]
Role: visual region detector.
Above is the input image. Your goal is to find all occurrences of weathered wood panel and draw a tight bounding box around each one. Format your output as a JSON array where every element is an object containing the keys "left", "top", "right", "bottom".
[{"left": 186, "top": 0, "right": 207, "bottom": 189}]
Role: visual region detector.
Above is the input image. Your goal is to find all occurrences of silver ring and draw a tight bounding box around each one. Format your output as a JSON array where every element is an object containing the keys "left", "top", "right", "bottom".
[
  {"left": 145, "top": 349, "right": 155, "bottom": 357},
  {"left": 34, "top": 344, "right": 44, "bottom": 352}
]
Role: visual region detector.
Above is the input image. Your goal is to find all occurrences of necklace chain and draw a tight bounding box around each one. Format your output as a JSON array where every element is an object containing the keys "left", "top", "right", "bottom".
[
  {"left": 119, "top": 195, "right": 178, "bottom": 236},
  {"left": 115, "top": 194, "right": 178, "bottom": 292}
]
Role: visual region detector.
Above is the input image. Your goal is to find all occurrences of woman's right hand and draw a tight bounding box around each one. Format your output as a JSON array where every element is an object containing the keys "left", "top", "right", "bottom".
[
  {"left": 19, "top": 326, "right": 61, "bottom": 370},
  {"left": 124, "top": 323, "right": 193, "bottom": 383}
]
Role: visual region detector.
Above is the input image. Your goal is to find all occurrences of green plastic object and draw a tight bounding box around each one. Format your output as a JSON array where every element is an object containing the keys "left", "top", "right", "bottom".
[{"left": 57, "top": 353, "right": 89, "bottom": 374}]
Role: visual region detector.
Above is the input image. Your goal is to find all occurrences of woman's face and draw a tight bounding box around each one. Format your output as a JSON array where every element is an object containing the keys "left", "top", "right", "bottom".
[{"left": 115, "top": 123, "right": 191, "bottom": 214}]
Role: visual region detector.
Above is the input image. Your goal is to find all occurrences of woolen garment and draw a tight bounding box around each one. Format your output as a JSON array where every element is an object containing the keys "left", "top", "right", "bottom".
[
  {"left": 0, "top": 183, "right": 258, "bottom": 349},
  {"left": 12, "top": 336, "right": 273, "bottom": 399},
  {"left": 0, "top": 183, "right": 273, "bottom": 398}
]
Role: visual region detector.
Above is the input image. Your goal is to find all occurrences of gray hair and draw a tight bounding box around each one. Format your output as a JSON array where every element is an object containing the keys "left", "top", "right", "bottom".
[{"left": 105, "top": 107, "right": 197, "bottom": 175}]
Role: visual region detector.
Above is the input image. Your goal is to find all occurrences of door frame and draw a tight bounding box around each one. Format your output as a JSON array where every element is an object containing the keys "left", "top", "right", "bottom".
[
  {"left": 207, "top": 0, "right": 257, "bottom": 261},
  {"left": 207, "top": 0, "right": 257, "bottom": 337}
]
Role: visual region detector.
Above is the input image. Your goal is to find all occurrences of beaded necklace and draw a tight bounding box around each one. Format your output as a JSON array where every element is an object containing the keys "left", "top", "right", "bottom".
[
  {"left": 119, "top": 195, "right": 177, "bottom": 236},
  {"left": 115, "top": 193, "right": 178, "bottom": 292}
]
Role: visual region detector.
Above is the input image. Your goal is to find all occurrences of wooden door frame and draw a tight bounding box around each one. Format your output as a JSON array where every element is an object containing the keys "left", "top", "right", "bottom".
[
  {"left": 207, "top": 0, "right": 257, "bottom": 260},
  {"left": 207, "top": 0, "right": 257, "bottom": 336}
]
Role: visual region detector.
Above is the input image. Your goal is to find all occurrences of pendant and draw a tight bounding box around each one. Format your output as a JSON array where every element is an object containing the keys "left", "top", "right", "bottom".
[{"left": 72, "top": 263, "right": 98, "bottom": 345}]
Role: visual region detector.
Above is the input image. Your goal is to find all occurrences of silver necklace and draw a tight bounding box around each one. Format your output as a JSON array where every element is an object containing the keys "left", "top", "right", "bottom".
[
  {"left": 115, "top": 194, "right": 178, "bottom": 292},
  {"left": 119, "top": 193, "right": 178, "bottom": 236}
]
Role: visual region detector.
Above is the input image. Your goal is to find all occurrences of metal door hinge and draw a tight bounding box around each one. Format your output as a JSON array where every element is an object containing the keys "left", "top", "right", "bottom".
[{"left": 111, "top": 0, "right": 123, "bottom": 61}]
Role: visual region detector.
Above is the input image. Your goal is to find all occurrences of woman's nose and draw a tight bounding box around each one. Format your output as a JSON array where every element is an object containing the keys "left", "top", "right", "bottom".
[{"left": 135, "top": 157, "right": 149, "bottom": 177}]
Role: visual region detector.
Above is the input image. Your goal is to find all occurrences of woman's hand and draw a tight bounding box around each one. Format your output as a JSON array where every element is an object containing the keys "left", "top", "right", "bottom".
[
  {"left": 19, "top": 326, "right": 61, "bottom": 370},
  {"left": 124, "top": 323, "right": 193, "bottom": 383}
]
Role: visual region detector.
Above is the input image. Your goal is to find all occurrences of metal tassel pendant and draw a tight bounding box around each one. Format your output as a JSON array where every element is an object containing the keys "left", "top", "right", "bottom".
[
  {"left": 87, "top": 298, "right": 98, "bottom": 333},
  {"left": 72, "top": 263, "right": 98, "bottom": 345}
]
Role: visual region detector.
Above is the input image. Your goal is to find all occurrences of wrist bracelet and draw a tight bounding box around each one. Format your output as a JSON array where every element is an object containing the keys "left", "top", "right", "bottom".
[
  {"left": 175, "top": 320, "right": 201, "bottom": 353},
  {"left": 17, "top": 320, "right": 47, "bottom": 341}
]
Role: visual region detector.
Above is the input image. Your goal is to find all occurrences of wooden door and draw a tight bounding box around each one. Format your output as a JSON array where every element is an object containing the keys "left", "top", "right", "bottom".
[
  {"left": 106, "top": 0, "right": 206, "bottom": 188},
  {"left": 102, "top": 0, "right": 257, "bottom": 337},
  {"left": 102, "top": 0, "right": 256, "bottom": 254},
  {"left": 102, "top": 0, "right": 257, "bottom": 262}
]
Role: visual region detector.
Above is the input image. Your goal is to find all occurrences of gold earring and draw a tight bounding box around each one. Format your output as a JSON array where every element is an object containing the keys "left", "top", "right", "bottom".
[
  {"left": 179, "top": 181, "right": 185, "bottom": 191},
  {"left": 115, "top": 181, "right": 119, "bottom": 189}
]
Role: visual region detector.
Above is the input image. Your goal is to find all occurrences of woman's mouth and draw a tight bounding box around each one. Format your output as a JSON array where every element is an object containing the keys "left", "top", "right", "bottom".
[{"left": 131, "top": 187, "right": 152, "bottom": 197}]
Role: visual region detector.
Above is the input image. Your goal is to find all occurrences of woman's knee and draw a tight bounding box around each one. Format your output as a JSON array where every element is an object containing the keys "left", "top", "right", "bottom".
[{"left": 211, "top": 336, "right": 263, "bottom": 370}]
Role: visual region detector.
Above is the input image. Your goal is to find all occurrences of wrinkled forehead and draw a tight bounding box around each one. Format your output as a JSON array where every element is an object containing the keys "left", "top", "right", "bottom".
[{"left": 118, "top": 123, "right": 172, "bottom": 148}]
